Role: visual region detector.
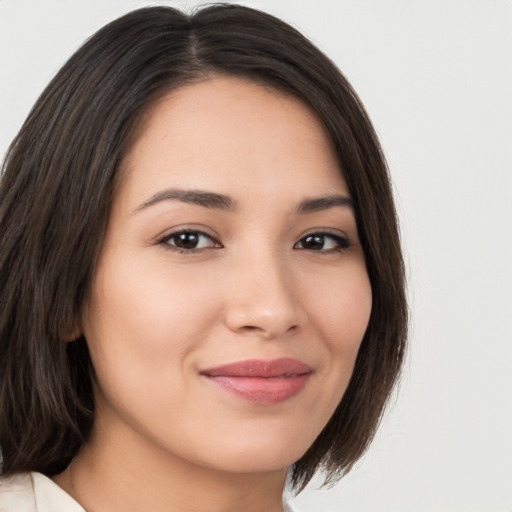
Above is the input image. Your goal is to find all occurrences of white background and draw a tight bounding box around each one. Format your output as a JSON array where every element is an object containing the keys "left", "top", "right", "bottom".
[{"left": 1, "top": 1, "right": 511, "bottom": 511}]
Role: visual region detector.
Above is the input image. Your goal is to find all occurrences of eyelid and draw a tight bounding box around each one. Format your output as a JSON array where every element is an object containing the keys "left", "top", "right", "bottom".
[
  {"left": 156, "top": 223, "right": 220, "bottom": 242},
  {"left": 157, "top": 227, "right": 223, "bottom": 252},
  {"left": 294, "top": 229, "right": 352, "bottom": 251},
  {"left": 298, "top": 227, "right": 351, "bottom": 242}
]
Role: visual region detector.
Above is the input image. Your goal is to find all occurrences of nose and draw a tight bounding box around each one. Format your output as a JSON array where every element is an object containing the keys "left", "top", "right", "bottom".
[{"left": 224, "top": 251, "right": 306, "bottom": 339}]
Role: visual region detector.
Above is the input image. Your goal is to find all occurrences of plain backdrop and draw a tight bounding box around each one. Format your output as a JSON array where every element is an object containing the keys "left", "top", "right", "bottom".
[{"left": 1, "top": 1, "right": 511, "bottom": 511}]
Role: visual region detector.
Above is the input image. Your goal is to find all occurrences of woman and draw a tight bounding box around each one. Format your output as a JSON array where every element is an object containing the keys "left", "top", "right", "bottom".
[{"left": 0, "top": 5, "right": 407, "bottom": 511}]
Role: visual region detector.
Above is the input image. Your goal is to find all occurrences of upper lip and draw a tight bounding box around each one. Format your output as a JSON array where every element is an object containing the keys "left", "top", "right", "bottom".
[{"left": 200, "top": 358, "right": 313, "bottom": 378}]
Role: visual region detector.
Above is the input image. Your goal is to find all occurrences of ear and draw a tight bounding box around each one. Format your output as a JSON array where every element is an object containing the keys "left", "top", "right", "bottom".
[
  {"left": 60, "top": 319, "right": 82, "bottom": 342},
  {"left": 63, "top": 328, "right": 82, "bottom": 342}
]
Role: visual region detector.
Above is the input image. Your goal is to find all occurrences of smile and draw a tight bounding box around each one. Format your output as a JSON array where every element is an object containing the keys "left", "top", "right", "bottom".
[{"left": 200, "top": 358, "right": 313, "bottom": 404}]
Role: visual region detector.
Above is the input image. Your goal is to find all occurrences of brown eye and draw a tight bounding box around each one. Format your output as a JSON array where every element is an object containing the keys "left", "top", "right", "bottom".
[
  {"left": 295, "top": 233, "right": 350, "bottom": 252},
  {"left": 160, "top": 230, "right": 219, "bottom": 251}
]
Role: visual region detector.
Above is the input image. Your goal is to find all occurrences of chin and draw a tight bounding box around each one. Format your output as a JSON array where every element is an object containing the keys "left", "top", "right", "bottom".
[{"left": 186, "top": 425, "right": 317, "bottom": 475}]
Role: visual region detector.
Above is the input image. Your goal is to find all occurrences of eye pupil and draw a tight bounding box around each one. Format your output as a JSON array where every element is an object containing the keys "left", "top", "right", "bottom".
[
  {"left": 175, "top": 232, "right": 199, "bottom": 249},
  {"left": 303, "top": 234, "right": 324, "bottom": 250}
]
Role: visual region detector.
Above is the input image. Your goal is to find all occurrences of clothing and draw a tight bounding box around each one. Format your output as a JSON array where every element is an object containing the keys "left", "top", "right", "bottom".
[
  {"left": 0, "top": 472, "right": 297, "bottom": 511},
  {"left": 0, "top": 472, "right": 85, "bottom": 512}
]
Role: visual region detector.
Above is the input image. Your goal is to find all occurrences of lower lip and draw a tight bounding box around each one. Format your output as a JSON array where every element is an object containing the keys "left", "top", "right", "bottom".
[{"left": 205, "top": 374, "right": 311, "bottom": 404}]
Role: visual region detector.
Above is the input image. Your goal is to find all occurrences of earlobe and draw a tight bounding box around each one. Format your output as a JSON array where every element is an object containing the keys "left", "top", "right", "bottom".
[
  {"left": 60, "top": 321, "right": 82, "bottom": 342},
  {"left": 63, "top": 330, "right": 82, "bottom": 342}
]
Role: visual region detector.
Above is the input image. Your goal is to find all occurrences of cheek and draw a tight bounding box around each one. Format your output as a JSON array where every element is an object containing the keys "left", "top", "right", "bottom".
[
  {"left": 305, "top": 261, "right": 372, "bottom": 388},
  {"left": 86, "top": 252, "right": 221, "bottom": 345},
  {"left": 309, "top": 259, "right": 372, "bottom": 343},
  {"left": 81, "top": 254, "right": 223, "bottom": 404}
]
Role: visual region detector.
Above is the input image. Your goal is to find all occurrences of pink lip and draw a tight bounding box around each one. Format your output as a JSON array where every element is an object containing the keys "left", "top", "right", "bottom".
[{"left": 200, "top": 358, "right": 313, "bottom": 404}]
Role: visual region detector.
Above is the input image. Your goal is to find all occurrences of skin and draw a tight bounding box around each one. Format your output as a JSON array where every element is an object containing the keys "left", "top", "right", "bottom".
[{"left": 54, "top": 76, "right": 372, "bottom": 512}]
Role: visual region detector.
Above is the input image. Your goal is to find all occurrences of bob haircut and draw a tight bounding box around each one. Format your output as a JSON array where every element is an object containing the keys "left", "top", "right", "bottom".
[{"left": 0, "top": 4, "right": 407, "bottom": 490}]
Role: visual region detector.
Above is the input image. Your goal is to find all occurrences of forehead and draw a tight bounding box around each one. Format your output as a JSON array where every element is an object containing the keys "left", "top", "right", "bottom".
[{"left": 118, "top": 76, "right": 348, "bottom": 208}]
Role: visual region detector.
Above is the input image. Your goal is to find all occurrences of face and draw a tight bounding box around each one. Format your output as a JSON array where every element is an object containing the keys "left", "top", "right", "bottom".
[{"left": 83, "top": 76, "right": 372, "bottom": 475}]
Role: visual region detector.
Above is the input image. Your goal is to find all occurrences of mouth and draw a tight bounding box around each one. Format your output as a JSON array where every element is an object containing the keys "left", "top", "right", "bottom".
[{"left": 200, "top": 358, "right": 313, "bottom": 404}]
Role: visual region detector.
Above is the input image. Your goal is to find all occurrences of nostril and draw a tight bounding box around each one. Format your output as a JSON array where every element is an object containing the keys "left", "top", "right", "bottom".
[
  {"left": 240, "top": 324, "right": 299, "bottom": 334},
  {"left": 224, "top": 298, "right": 304, "bottom": 338}
]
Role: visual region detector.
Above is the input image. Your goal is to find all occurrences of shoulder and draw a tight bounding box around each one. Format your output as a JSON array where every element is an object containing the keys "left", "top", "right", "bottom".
[
  {"left": 0, "top": 472, "right": 85, "bottom": 512},
  {"left": 283, "top": 498, "right": 301, "bottom": 512},
  {"left": 0, "top": 472, "right": 37, "bottom": 511}
]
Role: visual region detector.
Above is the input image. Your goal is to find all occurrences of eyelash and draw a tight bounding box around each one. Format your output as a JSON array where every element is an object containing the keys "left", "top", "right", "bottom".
[
  {"left": 158, "top": 229, "right": 352, "bottom": 254},
  {"left": 294, "top": 232, "right": 352, "bottom": 252},
  {"left": 158, "top": 229, "right": 221, "bottom": 254}
]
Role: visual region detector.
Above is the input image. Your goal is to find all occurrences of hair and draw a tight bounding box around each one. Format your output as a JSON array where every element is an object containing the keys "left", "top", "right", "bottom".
[{"left": 0, "top": 4, "right": 407, "bottom": 491}]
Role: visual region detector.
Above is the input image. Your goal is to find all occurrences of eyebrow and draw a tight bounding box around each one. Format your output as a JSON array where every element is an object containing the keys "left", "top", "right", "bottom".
[
  {"left": 294, "top": 195, "right": 354, "bottom": 214},
  {"left": 134, "top": 188, "right": 354, "bottom": 215},
  {"left": 134, "top": 188, "right": 239, "bottom": 213}
]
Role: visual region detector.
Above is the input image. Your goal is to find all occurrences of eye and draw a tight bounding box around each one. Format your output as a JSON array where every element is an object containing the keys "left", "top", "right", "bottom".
[
  {"left": 294, "top": 232, "right": 351, "bottom": 252},
  {"left": 159, "top": 229, "right": 221, "bottom": 252}
]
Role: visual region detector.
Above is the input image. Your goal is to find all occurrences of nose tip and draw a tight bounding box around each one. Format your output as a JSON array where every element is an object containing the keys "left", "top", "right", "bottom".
[
  {"left": 225, "top": 303, "right": 301, "bottom": 339},
  {"left": 224, "top": 264, "right": 305, "bottom": 339}
]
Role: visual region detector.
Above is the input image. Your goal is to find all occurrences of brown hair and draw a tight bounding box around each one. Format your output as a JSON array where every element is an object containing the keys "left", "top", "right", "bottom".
[{"left": 0, "top": 4, "right": 407, "bottom": 490}]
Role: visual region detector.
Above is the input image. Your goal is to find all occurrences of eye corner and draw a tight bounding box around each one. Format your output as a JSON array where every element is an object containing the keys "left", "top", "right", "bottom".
[
  {"left": 294, "top": 231, "right": 352, "bottom": 252},
  {"left": 158, "top": 228, "right": 222, "bottom": 253}
]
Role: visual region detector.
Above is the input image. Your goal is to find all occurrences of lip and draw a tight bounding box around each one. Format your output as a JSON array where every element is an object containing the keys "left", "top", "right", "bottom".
[{"left": 200, "top": 358, "right": 313, "bottom": 404}]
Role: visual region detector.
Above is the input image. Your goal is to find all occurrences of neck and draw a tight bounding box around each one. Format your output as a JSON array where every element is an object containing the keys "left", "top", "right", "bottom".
[{"left": 53, "top": 417, "right": 288, "bottom": 512}]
